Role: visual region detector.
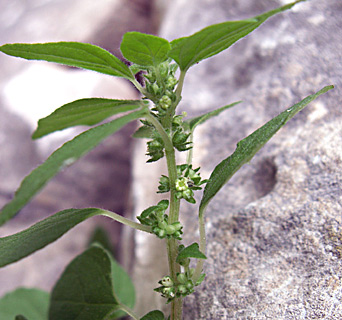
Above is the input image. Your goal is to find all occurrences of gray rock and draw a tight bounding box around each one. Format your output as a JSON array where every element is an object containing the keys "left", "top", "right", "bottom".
[{"left": 133, "top": 0, "right": 341, "bottom": 318}]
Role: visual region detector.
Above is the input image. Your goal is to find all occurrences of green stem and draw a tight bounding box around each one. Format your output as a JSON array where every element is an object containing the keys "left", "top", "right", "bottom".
[
  {"left": 170, "top": 70, "right": 186, "bottom": 117},
  {"left": 193, "top": 205, "right": 207, "bottom": 283},
  {"left": 101, "top": 210, "right": 152, "bottom": 233}
]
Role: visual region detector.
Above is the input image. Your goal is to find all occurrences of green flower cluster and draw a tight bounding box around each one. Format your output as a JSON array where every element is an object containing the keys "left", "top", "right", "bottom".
[
  {"left": 154, "top": 269, "right": 205, "bottom": 303},
  {"left": 144, "top": 60, "right": 178, "bottom": 116},
  {"left": 158, "top": 164, "right": 207, "bottom": 203},
  {"left": 137, "top": 200, "right": 183, "bottom": 240}
]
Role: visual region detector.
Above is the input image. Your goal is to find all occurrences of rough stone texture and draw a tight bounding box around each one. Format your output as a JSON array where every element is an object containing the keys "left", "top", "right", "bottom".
[
  {"left": 0, "top": 0, "right": 160, "bottom": 297},
  {"left": 132, "top": 0, "right": 342, "bottom": 318}
]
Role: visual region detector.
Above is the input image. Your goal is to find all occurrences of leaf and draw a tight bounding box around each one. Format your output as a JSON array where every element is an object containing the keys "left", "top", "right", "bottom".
[
  {"left": 187, "top": 101, "right": 242, "bottom": 132},
  {"left": 0, "top": 288, "right": 49, "bottom": 320},
  {"left": 49, "top": 245, "right": 121, "bottom": 320},
  {"left": 108, "top": 255, "right": 136, "bottom": 319},
  {"left": 176, "top": 243, "right": 207, "bottom": 263},
  {"left": 132, "top": 125, "right": 154, "bottom": 139},
  {"left": 88, "top": 226, "right": 114, "bottom": 253},
  {"left": 0, "top": 110, "right": 145, "bottom": 226},
  {"left": 0, "top": 42, "right": 134, "bottom": 80},
  {"left": 140, "top": 310, "right": 165, "bottom": 320},
  {"left": 120, "top": 32, "right": 171, "bottom": 67},
  {"left": 32, "top": 98, "right": 144, "bottom": 139},
  {"left": 0, "top": 207, "right": 150, "bottom": 268},
  {"left": 169, "top": 0, "right": 306, "bottom": 71},
  {"left": 0, "top": 208, "right": 103, "bottom": 267},
  {"left": 200, "top": 85, "right": 334, "bottom": 213}
]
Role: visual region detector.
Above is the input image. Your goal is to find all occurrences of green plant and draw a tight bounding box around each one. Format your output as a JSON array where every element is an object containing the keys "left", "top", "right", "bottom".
[{"left": 0, "top": 1, "right": 334, "bottom": 319}]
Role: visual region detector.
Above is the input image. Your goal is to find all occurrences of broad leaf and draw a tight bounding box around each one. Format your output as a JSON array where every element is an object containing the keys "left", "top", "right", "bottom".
[
  {"left": 140, "top": 310, "right": 165, "bottom": 320},
  {"left": 176, "top": 243, "right": 207, "bottom": 263},
  {"left": 200, "top": 85, "right": 334, "bottom": 213},
  {"left": 49, "top": 245, "right": 121, "bottom": 320},
  {"left": 0, "top": 42, "right": 134, "bottom": 80},
  {"left": 109, "top": 254, "right": 136, "bottom": 319},
  {"left": 169, "top": 0, "right": 306, "bottom": 71},
  {"left": 0, "top": 110, "right": 145, "bottom": 226},
  {"left": 32, "top": 98, "right": 144, "bottom": 139},
  {"left": 120, "top": 32, "right": 171, "bottom": 67},
  {"left": 0, "top": 288, "right": 49, "bottom": 320},
  {"left": 187, "top": 101, "right": 242, "bottom": 132}
]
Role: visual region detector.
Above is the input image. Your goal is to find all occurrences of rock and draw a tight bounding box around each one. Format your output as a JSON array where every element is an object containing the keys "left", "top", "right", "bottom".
[{"left": 132, "top": 0, "right": 342, "bottom": 318}]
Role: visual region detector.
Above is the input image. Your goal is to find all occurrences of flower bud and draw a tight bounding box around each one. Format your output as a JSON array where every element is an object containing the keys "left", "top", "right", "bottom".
[
  {"left": 177, "top": 273, "right": 187, "bottom": 284},
  {"left": 165, "top": 224, "right": 176, "bottom": 235},
  {"left": 161, "top": 276, "right": 174, "bottom": 287}
]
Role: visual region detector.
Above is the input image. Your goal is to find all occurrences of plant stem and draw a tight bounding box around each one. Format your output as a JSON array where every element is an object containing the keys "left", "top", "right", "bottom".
[
  {"left": 101, "top": 210, "right": 152, "bottom": 233},
  {"left": 193, "top": 205, "right": 207, "bottom": 283}
]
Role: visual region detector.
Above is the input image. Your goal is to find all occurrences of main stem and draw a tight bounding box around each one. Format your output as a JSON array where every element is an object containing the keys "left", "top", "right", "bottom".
[{"left": 145, "top": 113, "right": 183, "bottom": 319}]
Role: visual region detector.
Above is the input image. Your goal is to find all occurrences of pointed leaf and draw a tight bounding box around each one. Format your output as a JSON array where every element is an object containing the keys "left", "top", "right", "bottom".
[
  {"left": 0, "top": 208, "right": 102, "bottom": 267},
  {"left": 49, "top": 245, "right": 120, "bottom": 320},
  {"left": 0, "top": 42, "right": 134, "bottom": 80},
  {"left": 32, "top": 98, "right": 145, "bottom": 139},
  {"left": 120, "top": 32, "right": 171, "bottom": 67},
  {"left": 140, "top": 310, "right": 165, "bottom": 320},
  {"left": 169, "top": 0, "right": 306, "bottom": 71},
  {"left": 176, "top": 243, "right": 207, "bottom": 263},
  {"left": 0, "top": 207, "right": 150, "bottom": 268},
  {"left": 0, "top": 288, "right": 49, "bottom": 320},
  {"left": 187, "top": 101, "right": 242, "bottom": 132},
  {"left": 200, "top": 85, "right": 334, "bottom": 213},
  {"left": 0, "top": 110, "right": 145, "bottom": 226}
]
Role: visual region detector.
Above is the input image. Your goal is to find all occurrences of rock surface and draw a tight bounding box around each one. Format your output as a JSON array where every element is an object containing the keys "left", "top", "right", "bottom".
[{"left": 132, "top": 0, "right": 342, "bottom": 318}]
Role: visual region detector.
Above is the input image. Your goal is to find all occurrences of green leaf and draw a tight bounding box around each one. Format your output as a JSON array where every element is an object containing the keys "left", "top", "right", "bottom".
[
  {"left": 0, "top": 42, "right": 134, "bottom": 80},
  {"left": 120, "top": 32, "right": 171, "bottom": 67},
  {"left": 200, "top": 85, "right": 334, "bottom": 213},
  {"left": 0, "top": 207, "right": 150, "bottom": 268},
  {"left": 109, "top": 255, "right": 136, "bottom": 319},
  {"left": 132, "top": 125, "right": 154, "bottom": 139},
  {"left": 176, "top": 243, "right": 207, "bottom": 263},
  {"left": 187, "top": 101, "right": 242, "bottom": 132},
  {"left": 0, "top": 288, "right": 49, "bottom": 320},
  {"left": 49, "top": 245, "right": 121, "bottom": 320},
  {"left": 32, "top": 98, "right": 144, "bottom": 139},
  {"left": 0, "top": 208, "right": 103, "bottom": 267},
  {"left": 0, "top": 110, "right": 145, "bottom": 226},
  {"left": 88, "top": 226, "right": 114, "bottom": 253},
  {"left": 169, "top": 0, "right": 306, "bottom": 71},
  {"left": 140, "top": 310, "right": 165, "bottom": 320}
]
